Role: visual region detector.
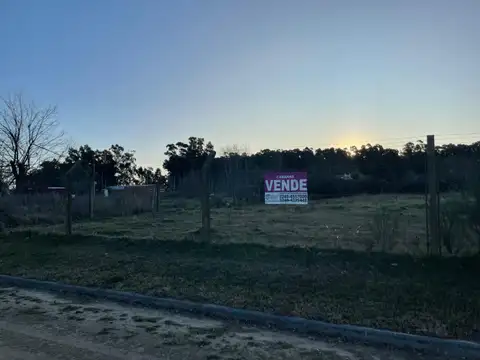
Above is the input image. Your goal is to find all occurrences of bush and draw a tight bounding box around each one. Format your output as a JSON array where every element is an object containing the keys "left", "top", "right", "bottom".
[
  {"left": 367, "top": 206, "right": 400, "bottom": 252},
  {"left": 465, "top": 184, "right": 480, "bottom": 253},
  {"left": 439, "top": 181, "right": 480, "bottom": 255},
  {"left": 439, "top": 200, "right": 470, "bottom": 255}
]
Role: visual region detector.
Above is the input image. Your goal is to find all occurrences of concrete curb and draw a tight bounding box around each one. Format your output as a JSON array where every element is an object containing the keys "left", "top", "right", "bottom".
[{"left": 0, "top": 274, "right": 478, "bottom": 358}]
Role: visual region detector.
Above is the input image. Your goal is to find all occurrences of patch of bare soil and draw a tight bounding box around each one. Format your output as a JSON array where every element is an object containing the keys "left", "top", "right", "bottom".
[{"left": 0, "top": 287, "right": 440, "bottom": 359}]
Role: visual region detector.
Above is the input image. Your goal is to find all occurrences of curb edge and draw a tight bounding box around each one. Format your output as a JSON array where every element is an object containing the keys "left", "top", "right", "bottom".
[{"left": 0, "top": 274, "right": 478, "bottom": 358}]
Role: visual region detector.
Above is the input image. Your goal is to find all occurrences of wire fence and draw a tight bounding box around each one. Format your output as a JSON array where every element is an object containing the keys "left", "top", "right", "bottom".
[
  {"left": 0, "top": 173, "right": 448, "bottom": 255},
  {"left": 1, "top": 160, "right": 480, "bottom": 342}
]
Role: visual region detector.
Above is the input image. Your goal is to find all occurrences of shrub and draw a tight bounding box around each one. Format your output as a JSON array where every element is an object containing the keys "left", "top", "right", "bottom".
[
  {"left": 465, "top": 184, "right": 480, "bottom": 253},
  {"left": 438, "top": 179, "right": 480, "bottom": 255},
  {"left": 439, "top": 200, "right": 470, "bottom": 255},
  {"left": 367, "top": 206, "right": 400, "bottom": 252}
]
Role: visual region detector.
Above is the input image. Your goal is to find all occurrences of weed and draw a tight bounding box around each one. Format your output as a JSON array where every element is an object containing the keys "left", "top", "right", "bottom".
[
  {"left": 367, "top": 206, "right": 400, "bottom": 252},
  {"left": 466, "top": 184, "right": 480, "bottom": 253},
  {"left": 439, "top": 200, "right": 471, "bottom": 255}
]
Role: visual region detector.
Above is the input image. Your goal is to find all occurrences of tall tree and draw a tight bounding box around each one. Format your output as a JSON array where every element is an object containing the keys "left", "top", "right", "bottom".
[
  {"left": 136, "top": 166, "right": 164, "bottom": 185},
  {"left": 0, "top": 93, "right": 65, "bottom": 191},
  {"left": 110, "top": 144, "right": 137, "bottom": 185},
  {"left": 163, "top": 137, "right": 215, "bottom": 189}
]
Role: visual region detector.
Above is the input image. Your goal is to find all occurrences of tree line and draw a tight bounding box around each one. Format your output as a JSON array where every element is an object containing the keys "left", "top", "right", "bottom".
[
  {"left": 1, "top": 94, "right": 479, "bottom": 197},
  {"left": 164, "top": 136, "right": 480, "bottom": 199}
]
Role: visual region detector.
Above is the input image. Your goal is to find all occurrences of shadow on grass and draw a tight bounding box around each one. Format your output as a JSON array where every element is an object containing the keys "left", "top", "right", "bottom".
[{"left": 1, "top": 231, "right": 479, "bottom": 340}]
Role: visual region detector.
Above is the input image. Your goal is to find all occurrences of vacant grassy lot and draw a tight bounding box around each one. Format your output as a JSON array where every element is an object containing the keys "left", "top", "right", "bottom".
[
  {"left": 1, "top": 230, "right": 479, "bottom": 341},
  {"left": 2, "top": 193, "right": 478, "bottom": 342},
  {"left": 22, "top": 194, "right": 437, "bottom": 254}
]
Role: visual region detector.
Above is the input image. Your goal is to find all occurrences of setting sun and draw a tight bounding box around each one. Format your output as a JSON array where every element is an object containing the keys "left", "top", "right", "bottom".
[{"left": 329, "top": 133, "right": 371, "bottom": 149}]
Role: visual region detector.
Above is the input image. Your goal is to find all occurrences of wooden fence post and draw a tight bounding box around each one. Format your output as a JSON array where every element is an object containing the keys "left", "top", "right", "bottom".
[
  {"left": 201, "top": 153, "right": 215, "bottom": 241},
  {"left": 155, "top": 181, "right": 161, "bottom": 213},
  {"left": 64, "top": 159, "right": 85, "bottom": 236},
  {"left": 66, "top": 177, "right": 73, "bottom": 235},
  {"left": 89, "top": 160, "right": 95, "bottom": 219},
  {"left": 426, "top": 135, "right": 440, "bottom": 255}
]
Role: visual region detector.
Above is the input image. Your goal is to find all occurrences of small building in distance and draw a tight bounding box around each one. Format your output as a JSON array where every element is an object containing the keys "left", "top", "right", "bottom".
[{"left": 105, "top": 184, "right": 164, "bottom": 198}]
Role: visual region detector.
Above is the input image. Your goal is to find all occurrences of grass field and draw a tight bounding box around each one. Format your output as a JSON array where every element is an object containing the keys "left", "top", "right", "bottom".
[
  {"left": 23, "top": 194, "right": 433, "bottom": 253},
  {"left": 1, "top": 194, "right": 479, "bottom": 341}
]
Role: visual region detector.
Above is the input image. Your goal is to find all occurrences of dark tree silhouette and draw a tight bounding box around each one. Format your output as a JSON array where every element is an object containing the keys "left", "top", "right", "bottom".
[
  {"left": 12, "top": 131, "right": 480, "bottom": 198},
  {"left": 162, "top": 137, "right": 480, "bottom": 198},
  {"left": 26, "top": 144, "right": 164, "bottom": 193}
]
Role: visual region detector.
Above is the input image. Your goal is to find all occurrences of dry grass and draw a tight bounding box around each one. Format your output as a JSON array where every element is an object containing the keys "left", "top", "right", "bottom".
[
  {"left": 2, "top": 193, "right": 479, "bottom": 341},
  {"left": 1, "top": 230, "right": 479, "bottom": 340},
  {"left": 17, "top": 194, "right": 432, "bottom": 254},
  {"left": 0, "top": 192, "right": 155, "bottom": 226}
]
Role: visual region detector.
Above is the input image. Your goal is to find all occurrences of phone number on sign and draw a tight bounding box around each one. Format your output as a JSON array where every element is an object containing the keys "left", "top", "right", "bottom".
[{"left": 279, "top": 194, "right": 308, "bottom": 203}]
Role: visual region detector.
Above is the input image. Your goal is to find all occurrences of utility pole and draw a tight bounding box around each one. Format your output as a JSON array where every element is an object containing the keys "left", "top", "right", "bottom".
[{"left": 426, "top": 135, "right": 440, "bottom": 255}]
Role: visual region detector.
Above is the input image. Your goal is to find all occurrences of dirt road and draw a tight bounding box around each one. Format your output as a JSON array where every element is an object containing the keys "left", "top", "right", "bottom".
[{"left": 0, "top": 287, "right": 442, "bottom": 359}]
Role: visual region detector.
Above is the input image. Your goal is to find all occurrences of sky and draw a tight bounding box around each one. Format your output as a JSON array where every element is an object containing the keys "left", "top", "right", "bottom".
[{"left": 1, "top": 0, "right": 480, "bottom": 167}]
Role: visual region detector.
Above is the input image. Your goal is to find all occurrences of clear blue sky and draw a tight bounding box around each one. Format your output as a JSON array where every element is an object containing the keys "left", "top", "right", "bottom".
[{"left": 1, "top": 0, "right": 479, "bottom": 167}]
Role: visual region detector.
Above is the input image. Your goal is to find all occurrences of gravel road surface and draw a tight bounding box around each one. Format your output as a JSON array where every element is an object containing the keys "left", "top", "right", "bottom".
[{"left": 0, "top": 287, "right": 447, "bottom": 359}]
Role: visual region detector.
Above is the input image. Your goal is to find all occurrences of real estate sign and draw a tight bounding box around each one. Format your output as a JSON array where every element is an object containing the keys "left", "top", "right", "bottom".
[{"left": 264, "top": 172, "right": 308, "bottom": 205}]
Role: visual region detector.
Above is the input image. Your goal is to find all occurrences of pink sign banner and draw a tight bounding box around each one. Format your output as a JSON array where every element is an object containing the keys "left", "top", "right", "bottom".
[{"left": 264, "top": 172, "right": 308, "bottom": 204}]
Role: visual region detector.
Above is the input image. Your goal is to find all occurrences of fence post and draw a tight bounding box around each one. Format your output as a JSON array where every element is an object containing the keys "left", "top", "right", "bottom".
[
  {"left": 89, "top": 160, "right": 95, "bottom": 219},
  {"left": 201, "top": 153, "right": 215, "bottom": 240},
  {"left": 155, "top": 181, "right": 161, "bottom": 213},
  {"left": 426, "top": 135, "right": 440, "bottom": 255},
  {"left": 66, "top": 178, "right": 73, "bottom": 236}
]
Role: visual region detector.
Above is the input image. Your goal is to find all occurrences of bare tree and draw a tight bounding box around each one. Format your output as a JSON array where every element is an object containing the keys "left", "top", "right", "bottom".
[{"left": 0, "top": 93, "right": 65, "bottom": 191}]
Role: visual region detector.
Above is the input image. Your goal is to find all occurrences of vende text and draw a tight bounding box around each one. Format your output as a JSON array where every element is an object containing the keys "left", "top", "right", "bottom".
[{"left": 265, "top": 179, "right": 307, "bottom": 192}]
